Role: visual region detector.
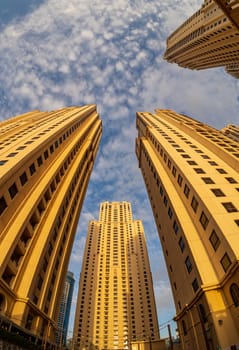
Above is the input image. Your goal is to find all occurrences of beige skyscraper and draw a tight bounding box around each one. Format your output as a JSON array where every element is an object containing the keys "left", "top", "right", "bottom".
[
  {"left": 0, "top": 105, "right": 102, "bottom": 347},
  {"left": 136, "top": 109, "right": 239, "bottom": 349},
  {"left": 73, "top": 201, "right": 160, "bottom": 350},
  {"left": 164, "top": 0, "right": 239, "bottom": 78}
]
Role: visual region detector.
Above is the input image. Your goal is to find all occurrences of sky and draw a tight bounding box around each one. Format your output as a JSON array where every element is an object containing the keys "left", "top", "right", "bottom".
[{"left": 0, "top": 0, "right": 239, "bottom": 340}]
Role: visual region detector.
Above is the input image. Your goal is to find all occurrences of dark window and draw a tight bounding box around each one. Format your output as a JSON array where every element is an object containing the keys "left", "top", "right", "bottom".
[
  {"left": 191, "top": 196, "right": 198, "bottom": 213},
  {"left": 216, "top": 168, "right": 227, "bottom": 174},
  {"left": 230, "top": 283, "right": 239, "bottom": 307},
  {"left": 211, "top": 188, "right": 225, "bottom": 197},
  {"left": 8, "top": 183, "right": 18, "bottom": 199},
  {"left": 184, "top": 184, "right": 190, "bottom": 198},
  {"left": 20, "top": 172, "right": 28, "bottom": 186},
  {"left": 172, "top": 166, "right": 177, "bottom": 177},
  {"left": 173, "top": 220, "right": 179, "bottom": 234},
  {"left": 225, "top": 177, "right": 237, "bottom": 184},
  {"left": 222, "top": 202, "right": 238, "bottom": 213},
  {"left": 7, "top": 152, "right": 17, "bottom": 157},
  {"left": 29, "top": 163, "right": 36, "bottom": 175},
  {"left": 185, "top": 256, "right": 192, "bottom": 273},
  {"left": 220, "top": 253, "right": 232, "bottom": 272},
  {"left": 208, "top": 161, "right": 218, "bottom": 166},
  {"left": 177, "top": 174, "right": 183, "bottom": 186},
  {"left": 44, "top": 150, "right": 49, "bottom": 159},
  {"left": 167, "top": 159, "right": 171, "bottom": 169},
  {"left": 194, "top": 168, "right": 205, "bottom": 174},
  {"left": 163, "top": 196, "right": 168, "bottom": 207},
  {"left": 200, "top": 212, "right": 209, "bottom": 230},
  {"left": 192, "top": 278, "right": 199, "bottom": 292},
  {"left": 187, "top": 160, "right": 197, "bottom": 165},
  {"left": 202, "top": 177, "right": 215, "bottom": 184},
  {"left": 168, "top": 207, "right": 173, "bottom": 219},
  {"left": 182, "top": 320, "right": 187, "bottom": 335},
  {"left": 209, "top": 230, "right": 221, "bottom": 251},
  {"left": 37, "top": 156, "right": 43, "bottom": 166},
  {"left": 235, "top": 220, "right": 239, "bottom": 227},
  {"left": 198, "top": 304, "right": 207, "bottom": 322},
  {"left": 181, "top": 154, "right": 190, "bottom": 158},
  {"left": 50, "top": 145, "right": 54, "bottom": 154},
  {"left": 0, "top": 160, "right": 7, "bottom": 165},
  {"left": 179, "top": 237, "right": 185, "bottom": 252},
  {"left": 0, "top": 196, "right": 7, "bottom": 215}
]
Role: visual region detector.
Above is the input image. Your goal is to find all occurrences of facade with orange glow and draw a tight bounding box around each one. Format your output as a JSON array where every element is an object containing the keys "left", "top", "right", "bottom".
[
  {"left": 0, "top": 105, "right": 102, "bottom": 347},
  {"left": 136, "top": 109, "right": 239, "bottom": 349},
  {"left": 73, "top": 202, "right": 160, "bottom": 350},
  {"left": 164, "top": 0, "right": 239, "bottom": 78}
]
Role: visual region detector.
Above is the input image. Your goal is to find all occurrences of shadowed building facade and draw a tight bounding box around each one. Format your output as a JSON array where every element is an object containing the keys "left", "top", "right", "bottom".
[
  {"left": 164, "top": 0, "right": 239, "bottom": 78},
  {"left": 136, "top": 109, "right": 239, "bottom": 349},
  {"left": 0, "top": 105, "right": 102, "bottom": 346},
  {"left": 73, "top": 201, "right": 160, "bottom": 350}
]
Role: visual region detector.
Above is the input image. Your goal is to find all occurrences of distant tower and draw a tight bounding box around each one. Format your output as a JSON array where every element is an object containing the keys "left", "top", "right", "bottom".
[
  {"left": 135, "top": 109, "right": 239, "bottom": 349},
  {"left": 56, "top": 271, "right": 75, "bottom": 347},
  {"left": 164, "top": 0, "right": 239, "bottom": 78},
  {"left": 0, "top": 105, "right": 102, "bottom": 346},
  {"left": 73, "top": 201, "right": 160, "bottom": 350}
]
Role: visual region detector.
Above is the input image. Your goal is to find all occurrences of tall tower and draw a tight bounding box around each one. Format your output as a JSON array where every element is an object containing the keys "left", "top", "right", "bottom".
[
  {"left": 164, "top": 0, "right": 239, "bottom": 78},
  {"left": 0, "top": 105, "right": 102, "bottom": 346},
  {"left": 136, "top": 109, "right": 239, "bottom": 349},
  {"left": 73, "top": 201, "right": 160, "bottom": 350},
  {"left": 56, "top": 271, "right": 75, "bottom": 347}
]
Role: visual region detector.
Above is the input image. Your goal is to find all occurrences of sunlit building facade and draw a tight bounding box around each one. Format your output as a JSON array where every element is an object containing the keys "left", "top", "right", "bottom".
[
  {"left": 136, "top": 109, "right": 239, "bottom": 349},
  {"left": 164, "top": 0, "right": 239, "bottom": 78},
  {"left": 0, "top": 105, "right": 102, "bottom": 346},
  {"left": 56, "top": 271, "right": 75, "bottom": 347},
  {"left": 73, "top": 201, "right": 160, "bottom": 350}
]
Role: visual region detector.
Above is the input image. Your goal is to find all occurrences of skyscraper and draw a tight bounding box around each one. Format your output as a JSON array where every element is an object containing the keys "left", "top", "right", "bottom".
[
  {"left": 0, "top": 105, "right": 102, "bottom": 346},
  {"left": 136, "top": 109, "right": 239, "bottom": 349},
  {"left": 73, "top": 202, "right": 160, "bottom": 350},
  {"left": 56, "top": 271, "right": 75, "bottom": 347},
  {"left": 164, "top": 0, "right": 239, "bottom": 78}
]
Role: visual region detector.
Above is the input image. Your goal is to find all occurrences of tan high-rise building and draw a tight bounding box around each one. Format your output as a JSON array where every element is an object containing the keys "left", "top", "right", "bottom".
[
  {"left": 164, "top": 0, "right": 239, "bottom": 78},
  {"left": 0, "top": 105, "right": 102, "bottom": 346},
  {"left": 136, "top": 109, "right": 239, "bottom": 349},
  {"left": 73, "top": 201, "right": 160, "bottom": 350}
]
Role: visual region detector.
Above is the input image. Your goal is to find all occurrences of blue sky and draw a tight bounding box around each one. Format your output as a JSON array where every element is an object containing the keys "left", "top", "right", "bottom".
[{"left": 0, "top": 0, "right": 238, "bottom": 340}]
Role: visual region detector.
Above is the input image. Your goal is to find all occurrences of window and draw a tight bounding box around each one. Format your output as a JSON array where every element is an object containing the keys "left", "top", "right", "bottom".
[
  {"left": 177, "top": 174, "right": 183, "bottom": 186},
  {"left": 184, "top": 184, "right": 190, "bottom": 198},
  {"left": 168, "top": 207, "right": 173, "bottom": 219},
  {"left": 187, "top": 160, "right": 197, "bottom": 165},
  {"left": 225, "top": 177, "right": 237, "bottom": 184},
  {"left": 37, "top": 156, "right": 43, "bottom": 166},
  {"left": 173, "top": 220, "right": 179, "bottom": 234},
  {"left": 222, "top": 202, "right": 238, "bottom": 213},
  {"left": 182, "top": 320, "right": 187, "bottom": 335},
  {"left": 198, "top": 304, "right": 207, "bottom": 322},
  {"left": 211, "top": 188, "right": 225, "bottom": 197},
  {"left": 220, "top": 253, "right": 232, "bottom": 272},
  {"left": 216, "top": 168, "right": 227, "bottom": 174},
  {"left": 191, "top": 196, "right": 198, "bottom": 213},
  {"left": 44, "top": 150, "right": 49, "bottom": 159},
  {"left": 200, "top": 212, "right": 209, "bottom": 230},
  {"left": 230, "top": 283, "right": 239, "bottom": 307},
  {"left": 209, "top": 230, "right": 221, "bottom": 251},
  {"left": 8, "top": 183, "right": 18, "bottom": 199},
  {"left": 192, "top": 278, "right": 199, "bottom": 292},
  {"left": 172, "top": 166, "right": 177, "bottom": 177},
  {"left": 185, "top": 256, "right": 192, "bottom": 273},
  {"left": 29, "top": 163, "right": 36, "bottom": 175},
  {"left": 163, "top": 196, "right": 168, "bottom": 207},
  {"left": 202, "top": 177, "right": 215, "bottom": 184},
  {"left": 0, "top": 196, "right": 7, "bottom": 215},
  {"left": 194, "top": 168, "right": 205, "bottom": 174},
  {"left": 20, "top": 172, "right": 28, "bottom": 186},
  {"left": 208, "top": 161, "right": 218, "bottom": 166},
  {"left": 179, "top": 237, "right": 185, "bottom": 252}
]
